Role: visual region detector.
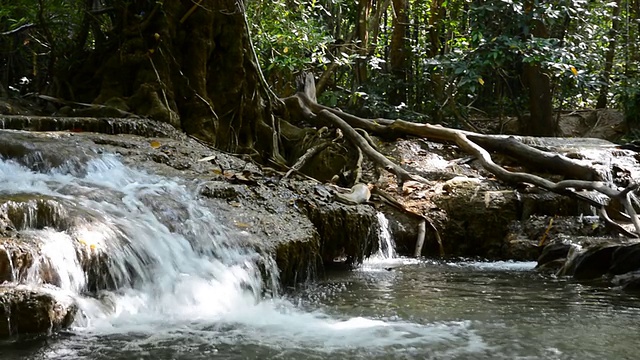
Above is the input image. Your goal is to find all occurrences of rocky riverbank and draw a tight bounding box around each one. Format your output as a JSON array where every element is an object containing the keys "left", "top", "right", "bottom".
[{"left": 1, "top": 114, "right": 639, "bottom": 338}]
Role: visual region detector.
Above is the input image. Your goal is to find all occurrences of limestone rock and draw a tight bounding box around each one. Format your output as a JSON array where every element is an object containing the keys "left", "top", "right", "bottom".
[{"left": 0, "top": 284, "right": 77, "bottom": 337}]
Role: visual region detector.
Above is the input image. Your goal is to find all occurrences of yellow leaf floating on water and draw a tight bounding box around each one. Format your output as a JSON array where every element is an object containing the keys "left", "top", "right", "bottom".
[
  {"left": 150, "top": 140, "right": 161, "bottom": 148},
  {"left": 570, "top": 66, "right": 578, "bottom": 76}
]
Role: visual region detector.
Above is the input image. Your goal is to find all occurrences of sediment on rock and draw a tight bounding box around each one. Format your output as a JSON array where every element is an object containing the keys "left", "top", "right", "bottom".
[
  {"left": 303, "top": 202, "right": 377, "bottom": 269},
  {"left": 0, "top": 284, "right": 77, "bottom": 338}
]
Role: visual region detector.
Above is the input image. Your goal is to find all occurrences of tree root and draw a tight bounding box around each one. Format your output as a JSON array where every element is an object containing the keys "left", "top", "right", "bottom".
[
  {"left": 283, "top": 141, "right": 332, "bottom": 180},
  {"left": 280, "top": 73, "right": 640, "bottom": 238}
]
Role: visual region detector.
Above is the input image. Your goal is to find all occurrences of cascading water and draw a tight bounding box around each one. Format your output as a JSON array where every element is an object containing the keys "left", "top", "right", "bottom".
[
  {"left": 0, "top": 154, "right": 273, "bottom": 320},
  {"left": 360, "top": 212, "right": 418, "bottom": 272},
  {"left": 374, "top": 212, "right": 396, "bottom": 259},
  {"left": 0, "top": 152, "right": 479, "bottom": 358}
]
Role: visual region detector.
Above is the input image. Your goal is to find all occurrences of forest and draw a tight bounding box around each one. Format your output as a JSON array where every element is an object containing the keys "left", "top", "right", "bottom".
[
  {"left": 1, "top": 0, "right": 640, "bottom": 234},
  {"left": 4, "top": 2, "right": 640, "bottom": 354},
  {"left": 1, "top": 0, "right": 638, "bottom": 134}
]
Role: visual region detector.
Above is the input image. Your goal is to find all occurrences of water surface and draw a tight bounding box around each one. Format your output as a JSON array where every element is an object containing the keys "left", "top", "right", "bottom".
[
  {"left": 1, "top": 153, "right": 639, "bottom": 359},
  {"left": 3, "top": 260, "right": 640, "bottom": 359}
]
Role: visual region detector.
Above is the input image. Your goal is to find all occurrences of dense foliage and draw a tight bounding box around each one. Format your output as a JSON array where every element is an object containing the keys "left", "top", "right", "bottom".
[
  {"left": 248, "top": 0, "right": 639, "bottom": 127},
  {"left": 1, "top": 0, "right": 638, "bottom": 131}
]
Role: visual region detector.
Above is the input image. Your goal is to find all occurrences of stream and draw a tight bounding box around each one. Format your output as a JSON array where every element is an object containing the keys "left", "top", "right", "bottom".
[{"left": 1, "top": 153, "right": 639, "bottom": 359}]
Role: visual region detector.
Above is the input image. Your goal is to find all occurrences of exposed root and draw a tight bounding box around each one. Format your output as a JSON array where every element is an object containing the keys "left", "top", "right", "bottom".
[
  {"left": 283, "top": 141, "right": 332, "bottom": 180},
  {"left": 279, "top": 73, "right": 640, "bottom": 238},
  {"left": 319, "top": 110, "right": 425, "bottom": 191}
]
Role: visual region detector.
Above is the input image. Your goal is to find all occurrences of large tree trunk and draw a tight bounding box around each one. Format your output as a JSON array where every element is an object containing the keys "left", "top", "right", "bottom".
[
  {"left": 388, "top": 0, "right": 409, "bottom": 105},
  {"left": 354, "top": 0, "right": 373, "bottom": 87},
  {"left": 521, "top": 1, "right": 556, "bottom": 136},
  {"left": 522, "top": 62, "right": 555, "bottom": 136},
  {"left": 90, "top": 0, "right": 279, "bottom": 159},
  {"left": 596, "top": 0, "right": 621, "bottom": 109}
]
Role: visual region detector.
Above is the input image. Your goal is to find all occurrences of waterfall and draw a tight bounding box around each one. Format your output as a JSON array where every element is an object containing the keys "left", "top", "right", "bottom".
[
  {"left": 0, "top": 154, "right": 275, "bottom": 324},
  {"left": 360, "top": 212, "right": 400, "bottom": 270},
  {"left": 374, "top": 212, "right": 396, "bottom": 259},
  {"left": 0, "top": 152, "right": 458, "bottom": 354}
]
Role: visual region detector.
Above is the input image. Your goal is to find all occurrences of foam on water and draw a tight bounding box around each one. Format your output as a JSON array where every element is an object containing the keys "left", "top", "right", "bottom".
[
  {"left": 0, "top": 154, "right": 484, "bottom": 354},
  {"left": 361, "top": 212, "right": 419, "bottom": 271},
  {"left": 446, "top": 260, "right": 538, "bottom": 271}
]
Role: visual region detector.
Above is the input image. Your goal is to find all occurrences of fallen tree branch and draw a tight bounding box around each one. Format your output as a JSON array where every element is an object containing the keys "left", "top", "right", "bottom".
[{"left": 281, "top": 73, "right": 638, "bottom": 238}]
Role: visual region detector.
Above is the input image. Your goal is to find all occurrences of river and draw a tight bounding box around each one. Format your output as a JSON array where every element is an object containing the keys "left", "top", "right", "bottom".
[{"left": 1, "top": 154, "right": 639, "bottom": 359}]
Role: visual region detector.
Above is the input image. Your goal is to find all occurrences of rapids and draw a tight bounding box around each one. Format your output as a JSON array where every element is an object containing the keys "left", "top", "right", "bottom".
[
  {"left": 1, "top": 153, "right": 639, "bottom": 359},
  {"left": 0, "top": 154, "right": 458, "bottom": 357}
]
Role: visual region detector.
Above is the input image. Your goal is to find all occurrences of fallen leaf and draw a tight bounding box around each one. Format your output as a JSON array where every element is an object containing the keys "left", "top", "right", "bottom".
[{"left": 150, "top": 140, "right": 161, "bottom": 148}]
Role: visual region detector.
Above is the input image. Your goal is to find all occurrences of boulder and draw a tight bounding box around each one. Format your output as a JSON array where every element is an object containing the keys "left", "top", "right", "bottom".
[{"left": 0, "top": 284, "right": 77, "bottom": 337}]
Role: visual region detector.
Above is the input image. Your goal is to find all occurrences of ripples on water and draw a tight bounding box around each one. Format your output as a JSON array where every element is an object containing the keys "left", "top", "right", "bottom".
[{"left": 2, "top": 154, "right": 640, "bottom": 359}]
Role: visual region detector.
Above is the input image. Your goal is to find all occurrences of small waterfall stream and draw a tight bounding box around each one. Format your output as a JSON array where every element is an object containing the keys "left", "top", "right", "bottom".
[{"left": 374, "top": 212, "right": 396, "bottom": 260}]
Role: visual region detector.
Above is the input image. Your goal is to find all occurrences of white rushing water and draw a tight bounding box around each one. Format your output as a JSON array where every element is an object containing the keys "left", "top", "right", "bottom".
[
  {"left": 361, "top": 212, "right": 418, "bottom": 271},
  {"left": 0, "top": 154, "right": 483, "bottom": 355}
]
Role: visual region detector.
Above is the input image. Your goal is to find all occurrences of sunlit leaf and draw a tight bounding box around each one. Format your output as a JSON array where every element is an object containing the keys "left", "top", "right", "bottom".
[
  {"left": 478, "top": 77, "right": 485, "bottom": 85},
  {"left": 570, "top": 66, "right": 578, "bottom": 76}
]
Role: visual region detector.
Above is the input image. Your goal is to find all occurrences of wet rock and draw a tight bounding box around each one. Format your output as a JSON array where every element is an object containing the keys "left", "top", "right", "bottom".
[
  {"left": 536, "top": 258, "right": 567, "bottom": 273},
  {"left": 274, "top": 238, "right": 320, "bottom": 287},
  {"left": 612, "top": 271, "right": 640, "bottom": 292},
  {"left": 0, "top": 195, "right": 73, "bottom": 231},
  {"left": 503, "top": 234, "right": 540, "bottom": 261},
  {"left": 304, "top": 202, "right": 376, "bottom": 268},
  {"left": 0, "top": 239, "right": 35, "bottom": 283},
  {"left": 518, "top": 192, "right": 593, "bottom": 219},
  {"left": 0, "top": 115, "right": 182, "bottom": 138},
  {"left": 559, "top": 243, "right": 620, "bottom": 280},
  {"left": 0, "top": 284, "right": 77, "bottom": 338},
  {"left": 433, "top": 178, "right": 518, "bottom": 258},
  {"left": 200, "top": 183, "right": 250, "bottom": 201},
  {"left": 536, "top": 242, "right": 572, "bottom": 269},
  {"left": 608, "top": 243, "right": 640, "bottom": 276}
]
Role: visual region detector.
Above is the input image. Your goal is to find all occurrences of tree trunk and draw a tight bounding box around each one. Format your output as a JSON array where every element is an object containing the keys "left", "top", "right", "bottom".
[
  {"left": 521, "top": 1, "right": 556, "bottom": 136},
  {"left": 522, "top": 62, "right": 555, "bottom": 136},
  {"left": 596, "top": 0, "right": 621, "bottom": 109},
  {"left": 89, "top": 0, "right": 279, "bottom": 160},
  {"left": 354, "top": 0, "right": 373, "bottom": 87},
  {"left": 388, "top": 0, "right": 409, "bottom": 105}
]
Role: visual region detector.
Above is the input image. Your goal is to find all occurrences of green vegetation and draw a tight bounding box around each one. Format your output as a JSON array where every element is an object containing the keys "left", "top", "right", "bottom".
[
  {"left": 0, "top": 0, "right": 638, "bottom": 132},
  {"left": 248, "top": 0, "right": 639, "bottom": 129}
]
